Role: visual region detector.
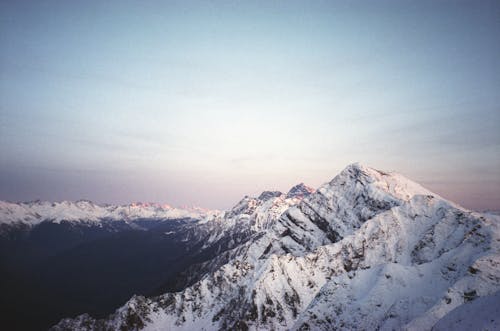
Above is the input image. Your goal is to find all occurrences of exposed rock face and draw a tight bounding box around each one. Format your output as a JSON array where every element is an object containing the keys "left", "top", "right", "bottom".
[
  {"left": 258, "top": 191, "right": 284, "bottom": 201},
  {"left": 51, "top": 164, "right": 500, "bottom": 331},
  {"left": 286, "top": 183, "right": 314, "bottom": 199}
]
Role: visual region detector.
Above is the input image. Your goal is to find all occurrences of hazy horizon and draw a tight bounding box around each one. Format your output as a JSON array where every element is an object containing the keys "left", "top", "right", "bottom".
[{"left": 1, "top": 0, "right": 499, "bottom": 210}]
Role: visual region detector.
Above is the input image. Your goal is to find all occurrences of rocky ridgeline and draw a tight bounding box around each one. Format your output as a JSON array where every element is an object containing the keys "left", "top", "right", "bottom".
[{"left": 46, "top": 164, "right": 500, "bottom": 330}]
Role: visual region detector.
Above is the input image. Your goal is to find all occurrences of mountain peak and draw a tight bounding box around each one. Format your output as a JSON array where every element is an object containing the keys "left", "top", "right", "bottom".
[
  {"left": 286, "top": 183, "right": 315, "bottom": 199},
  {"left": 258, "top": 191, "right": 283, "bottom": 201},
  {"left": 340, "top": 162, "right": 386, "bottom": 177},
  {"left": 333, "top": 162, "right": 439, "bottom": 203}
]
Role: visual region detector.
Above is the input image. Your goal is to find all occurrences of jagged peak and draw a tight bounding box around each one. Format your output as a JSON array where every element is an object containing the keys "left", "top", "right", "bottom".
[
  {"left": 331, "top": 163, "right": 441, "bottom": 203},
  {"left": 339, "top": 162, "right": 388, "bottom": 177},
  {"left": 286, "top": 183, "right": 315, "bottom": 199},
  {"left": 258, "top": 191, "right": 283, "bottom": 201}
]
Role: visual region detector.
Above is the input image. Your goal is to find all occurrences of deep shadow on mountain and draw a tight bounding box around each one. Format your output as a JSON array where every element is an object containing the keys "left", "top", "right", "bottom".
[{"left": 0, "top": 219, "right": 223, "bottom": 331}]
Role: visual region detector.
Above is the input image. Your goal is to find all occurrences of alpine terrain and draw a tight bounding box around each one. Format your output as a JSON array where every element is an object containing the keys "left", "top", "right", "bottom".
[{"left": 2, "top": 164, "right": 499, "bottom": 330}]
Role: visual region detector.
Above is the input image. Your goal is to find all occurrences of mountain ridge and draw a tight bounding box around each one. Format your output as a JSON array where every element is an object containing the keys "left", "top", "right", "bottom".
[
  {"left": 0, "top": 199, "right": 217, "bottom": 226},
  {"left": 5, "top": 163, "right": 498, "bottom": 331},
  {"left": 0, "top": 182, "right": 317, "bottom": 227}
]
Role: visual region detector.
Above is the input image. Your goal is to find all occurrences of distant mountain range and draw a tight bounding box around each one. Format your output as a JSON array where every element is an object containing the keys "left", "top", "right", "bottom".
[
  {"left": 0, "top": 200, "right": 216, "bottom": 226},
  {"left": 1, "top": 163, "right": 499, "bottom": 330}
]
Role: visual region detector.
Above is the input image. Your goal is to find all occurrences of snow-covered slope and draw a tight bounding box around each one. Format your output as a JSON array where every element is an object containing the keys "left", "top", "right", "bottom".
[
  {"left": 431, "top": 290, "right": 500, "bottom": 330},
  {"left": 0, "top": 200, "right": 215, "bottom": 226},
  {"left": 52, "top": 163, "right": 500, "bottom": 331}
]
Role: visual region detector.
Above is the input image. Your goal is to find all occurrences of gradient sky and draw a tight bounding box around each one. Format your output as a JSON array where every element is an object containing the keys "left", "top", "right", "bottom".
[{"left": 1, "top": 0, "right": 499, "bottom": 210}]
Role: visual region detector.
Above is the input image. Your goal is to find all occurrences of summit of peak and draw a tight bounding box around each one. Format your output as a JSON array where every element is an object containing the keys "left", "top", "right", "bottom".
[
  {"left": 341, "top": 162, "right": 381, "bottom": 174},
  {"left": 258, "top": 191, "right": 283, "bottom": 201},
  {"left": 330, "top": 163, "right": 439, "bottom": 203},
  {"left": 286, "top": 183, "right": 315, "bottom": 199},
  {"left": 74, "top": 199, "right": 99, "bottom": 207}
]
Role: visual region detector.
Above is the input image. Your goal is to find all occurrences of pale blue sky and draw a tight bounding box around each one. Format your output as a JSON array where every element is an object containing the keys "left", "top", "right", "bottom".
[{"left": 1, "top": 0, "right": 499, "bottom": 210}]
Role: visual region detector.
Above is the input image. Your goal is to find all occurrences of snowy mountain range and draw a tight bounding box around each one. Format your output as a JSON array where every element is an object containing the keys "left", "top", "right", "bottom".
[
  {"left": 0, "top": 181, "right": 316, "bottom": 330},
  {"left": 2, "top": 163, "right": 499, "bottom": 330},
  {"left": 0, "top": 200, "right": 216, "bottom": 226}
]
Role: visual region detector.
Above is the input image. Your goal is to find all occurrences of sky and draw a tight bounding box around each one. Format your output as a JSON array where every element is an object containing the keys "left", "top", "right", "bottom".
[{"left": 1, "top": 0, "right": 499, "bottom": 210}]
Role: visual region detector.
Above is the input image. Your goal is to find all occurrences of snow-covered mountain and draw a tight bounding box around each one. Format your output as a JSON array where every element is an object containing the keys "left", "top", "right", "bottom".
[
  {"left": 286, "top": 183, "right": 315, "bottom": 199},
  {"left": 47, "top": 163, "right": 500, "bottom": 330},
  {"left": 0, "top": 200, "right": 216, "bottom": 226}
]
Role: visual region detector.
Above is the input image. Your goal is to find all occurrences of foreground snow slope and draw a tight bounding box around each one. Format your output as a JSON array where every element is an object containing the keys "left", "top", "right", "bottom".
[
  {"left": 52, "top": 163, "right": 500, "bottom": 331},
  {"left": 431, "top": 290, "right": 500, "bottom": 331}
]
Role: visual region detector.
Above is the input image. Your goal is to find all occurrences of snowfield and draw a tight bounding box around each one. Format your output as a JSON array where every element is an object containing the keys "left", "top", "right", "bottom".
[{"left": 21, "top": 163, "right": 500, "bottom": 331}]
